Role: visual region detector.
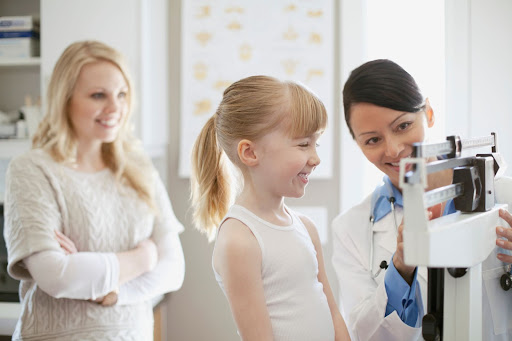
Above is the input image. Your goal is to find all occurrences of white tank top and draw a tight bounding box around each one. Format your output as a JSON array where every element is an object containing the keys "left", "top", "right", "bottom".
[{"left": 213, "top": 205, "right": 335, "bottom": 341}]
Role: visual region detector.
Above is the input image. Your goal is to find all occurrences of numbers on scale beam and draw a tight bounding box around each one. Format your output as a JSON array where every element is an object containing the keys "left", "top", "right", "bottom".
[
  {"left": 460, "top": 136, "right": 495, "bottom": 150},
  {"left": 424, "top": 183, "right": 464, "bottom": 207},
  {"left": 415, "top": 141, "right": 453, "bottom": 158}
]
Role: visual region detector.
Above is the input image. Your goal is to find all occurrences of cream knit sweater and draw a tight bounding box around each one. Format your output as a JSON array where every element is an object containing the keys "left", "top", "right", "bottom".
[{"left": 4, "top": 149, "right": 184, "bottom": 340}]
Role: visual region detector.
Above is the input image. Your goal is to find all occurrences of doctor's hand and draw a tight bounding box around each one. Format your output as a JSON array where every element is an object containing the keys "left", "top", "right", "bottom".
[
  {"left": 393, "top": 222, "right": 416, "bottom": 286},
  {"left": 496, "top": 209, "right": 512, "bottom": 264},
  {"left": 394, "top": 208, "right": 441, "bottom": 286},
  {"left": 426, "top": 157, "right": 453, "bottom": 192}
]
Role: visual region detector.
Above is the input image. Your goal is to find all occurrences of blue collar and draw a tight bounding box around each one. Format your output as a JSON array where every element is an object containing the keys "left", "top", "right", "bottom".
[
  {"left": 371, "top": 177, "right": 403, "bottom": 223},
  {"left": 371, "top": 176, "right": 456, "bottom": 223}
]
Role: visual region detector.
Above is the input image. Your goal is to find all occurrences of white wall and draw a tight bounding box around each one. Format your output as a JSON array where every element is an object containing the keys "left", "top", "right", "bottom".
[
  {"left": 339, "top": 0, "right": 446, "bottom": 211},
  {"left": 165, "top": 2, "right": 239, "bottom": 339},
  {"left": 445, "top": 0, "right": 512, "bottom": 170},
  {"left": 41, "top": 0, "right": 169, "bottom": 159}
]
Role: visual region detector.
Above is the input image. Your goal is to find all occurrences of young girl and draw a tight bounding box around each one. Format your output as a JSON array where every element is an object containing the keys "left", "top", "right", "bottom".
[{"left": 190, "top": 75, "right": 350, "bottom": 341}]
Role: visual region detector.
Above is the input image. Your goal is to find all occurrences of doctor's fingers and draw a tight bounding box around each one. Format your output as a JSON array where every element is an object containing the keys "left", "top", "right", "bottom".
[
  {"left": 396, "top": 241, "right": 404, "bottom": 254},
  {"left": 497, "top": 232, "right": 512, "bottom": 250},
  {"left": 497, "top": 251, "right": 512, "bottom": 264},
  {"left": 497, "top": 225, "right": 512, "bottom": 241},
  {"left": 397, "top": 223, "right": 404, "bottom": 242},
  {"left": 499, "top": 209, "right": 512, "bottom": 227}
]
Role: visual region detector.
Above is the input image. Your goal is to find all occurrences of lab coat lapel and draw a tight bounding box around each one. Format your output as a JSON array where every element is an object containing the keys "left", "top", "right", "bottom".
[
  {"left": 375, "top": 213, "right": 397, "bottom": 249},
  {"left": 375, "top": 213, "right": 428, "bottom": 283},
  {"left": 375, "top": 215, "right": 397, "bottom": 262}
]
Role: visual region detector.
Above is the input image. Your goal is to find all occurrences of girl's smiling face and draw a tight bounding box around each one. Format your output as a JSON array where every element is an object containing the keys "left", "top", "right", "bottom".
[
  {"left": 349, "top": 102, "right": 434, "bottom": 188},
  {"left": 252, "top": 126, "right": 322, "bottom": 199}
]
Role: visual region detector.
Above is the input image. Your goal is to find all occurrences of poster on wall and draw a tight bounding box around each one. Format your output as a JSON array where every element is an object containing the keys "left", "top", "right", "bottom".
[{"left": 179, "top": 0, "right": 334, "bottom": 178}]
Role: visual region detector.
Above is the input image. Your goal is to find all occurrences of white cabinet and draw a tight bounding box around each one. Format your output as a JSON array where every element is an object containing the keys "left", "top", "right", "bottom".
[
  {"left": 0, "top": 0, "right": 40, "bottom": 159},
  {"left": 41, "top": 0, "right": 170, "bottom": 159}
]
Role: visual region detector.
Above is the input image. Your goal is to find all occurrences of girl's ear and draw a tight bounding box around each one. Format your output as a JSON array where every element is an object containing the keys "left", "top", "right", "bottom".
[
  {"left": 238, "top": 139, "right": 258, "bottom": 166},
  {"left": 425, "top": 98, "right": 435, "bottom": 128}
]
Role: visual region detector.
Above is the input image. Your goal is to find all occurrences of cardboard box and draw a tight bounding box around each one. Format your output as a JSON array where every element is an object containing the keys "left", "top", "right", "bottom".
[
  {"left": 0, "top": 16, "right": 39, "bottom": 32},
  {"left": 0, "top": 16, "right": 40, "bottom": 59}
]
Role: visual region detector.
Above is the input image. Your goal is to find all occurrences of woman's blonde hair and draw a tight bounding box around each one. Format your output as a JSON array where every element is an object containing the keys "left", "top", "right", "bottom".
[
  {"left": 32, "top": 40, "right": 155, "bottom": 208},
  {"left": 191, "top": 75, "right": 327, "bottom": 241}
]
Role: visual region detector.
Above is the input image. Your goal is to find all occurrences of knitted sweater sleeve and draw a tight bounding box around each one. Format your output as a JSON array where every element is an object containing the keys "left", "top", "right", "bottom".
[
  {"left": 116, "top": 175, "right": 185, "bottom": 305},
  {"left": 5, "top": 152, "right": 66, "bottom": 280},
  {"left": 5, "top": 152, "right": 119, "bottom": 299}
]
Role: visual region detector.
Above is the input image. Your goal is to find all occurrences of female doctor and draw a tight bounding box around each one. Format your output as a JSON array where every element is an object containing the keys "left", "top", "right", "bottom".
[{"left": 331, "top": 59, "right": 512, "bottom": 341}]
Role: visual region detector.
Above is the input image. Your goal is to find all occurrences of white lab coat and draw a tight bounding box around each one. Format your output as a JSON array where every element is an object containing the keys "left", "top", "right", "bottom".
[{"left": 332, "top": 176, "right": 512, "bottom": 341}]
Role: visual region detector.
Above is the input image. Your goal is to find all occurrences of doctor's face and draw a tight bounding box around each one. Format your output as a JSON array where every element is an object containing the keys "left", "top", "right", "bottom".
[{"left": 349, "top": 102, "right": 434, "bottom": 189}]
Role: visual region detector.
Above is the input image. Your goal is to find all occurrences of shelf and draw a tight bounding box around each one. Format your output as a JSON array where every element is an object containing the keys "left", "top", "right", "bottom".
[
  {"left": 0, "top": 57, "right": 40, "bottom": 68},
  {"left": 0, "top": 139, "right": 31, "bottom": 158}
]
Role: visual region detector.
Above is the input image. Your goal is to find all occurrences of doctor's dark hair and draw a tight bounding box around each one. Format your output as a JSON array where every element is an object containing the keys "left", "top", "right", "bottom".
[
  {"left": 343, "top": 59, "right": 425, "bottom": 138},
  {"left": 190, "top": 75, "right": 327, "bottom": 241}
]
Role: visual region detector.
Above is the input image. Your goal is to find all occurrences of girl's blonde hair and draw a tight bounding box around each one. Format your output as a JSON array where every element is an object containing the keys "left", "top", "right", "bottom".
[
  {"left": 32, "top": 40, "right": 155, "bottom": 208},
  {"left": 191, "top": 75, "right": 327, "bottom": 241}
]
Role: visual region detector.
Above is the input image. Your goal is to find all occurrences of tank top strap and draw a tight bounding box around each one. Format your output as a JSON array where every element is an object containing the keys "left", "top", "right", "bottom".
[
  {"left": 216, "top": 205, "right": 267, "bottom": 257},
  {"left": 284, "top": 206, "right": 310, "bottom": 237}
]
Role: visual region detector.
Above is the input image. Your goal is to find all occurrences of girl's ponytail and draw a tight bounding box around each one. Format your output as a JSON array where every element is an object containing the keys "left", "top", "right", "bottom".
[
  {"left": 190, "top": 75, "right": 327, "bottom": 241},
  {"left": 190, "top": 114, "right": 232, "bottom": 241}
]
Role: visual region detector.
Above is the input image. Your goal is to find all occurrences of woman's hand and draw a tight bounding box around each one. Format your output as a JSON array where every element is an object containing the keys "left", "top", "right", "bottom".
[
  {"left": 393, "top": 222, "right": 416, "bottom": 285},
  {"left": 394, "top": 157, "right": 450, "bottom": 285},
  {"left": 394, "top": 208, "right": 441, "bottom": 285},
  {"left": 54, "top": 229, "right": 78, "bottom": 254},
  {"left": 136, "top": 239, "right": 158, "bottom": 273},
  {"left": 116, "top": 238, "right": 158, "bottom": 287},
  {"left": 427, "top": 202, "right": 445, "bottom": 220},
  {"left": 88, "top": 290, "right": 119, "bottom": 306},
  {"left": 426, "top": 157, "right": 453, "bottom": 192},
  {"left": 55, "top": 229, "right": 120, "bottom": 306},
  {"left": 496, "top": 209, "right": 512, "bottom": 263},
  {"left": 97, "top": 290, "right": 119, "bottom": 306},
  {"left": 101, "top": 239, "right": 158, "bottom": 305}
]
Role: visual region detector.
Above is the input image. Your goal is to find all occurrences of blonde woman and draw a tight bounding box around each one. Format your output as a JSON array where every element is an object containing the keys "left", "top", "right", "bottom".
[
  {"left": 191, "top": 75, "right": 350, "bottom": 341},
  {"left": 4, "top": 40, "right": 185, "bottom": 340}
]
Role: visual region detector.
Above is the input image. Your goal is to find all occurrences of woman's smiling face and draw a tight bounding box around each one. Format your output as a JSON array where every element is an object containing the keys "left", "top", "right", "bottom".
[
  {"left": 68, "top": 60, "right": 129, "bottom": 149},
  {"left": 349, "top": 102, "right": 434, "bottom": 188}
]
